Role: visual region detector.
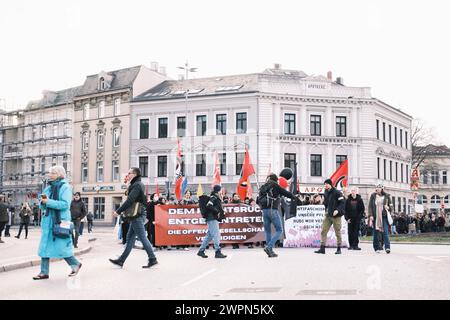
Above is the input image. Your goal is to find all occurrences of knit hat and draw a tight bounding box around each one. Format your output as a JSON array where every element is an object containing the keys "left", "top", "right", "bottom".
[
  {"left": 213, "top": 185, "right": 222, "bottom": 193},
  {"left": 376, "top": 183, "right": 384, "bottom": 189},
  {"left": 324, "top": 179, "right": 333, "bottom": 186}
]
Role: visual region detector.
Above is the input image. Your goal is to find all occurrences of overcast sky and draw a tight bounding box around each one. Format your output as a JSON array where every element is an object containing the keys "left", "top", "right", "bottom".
[{"left": 1, "top": 0, "right": 449, "bottom": 144}]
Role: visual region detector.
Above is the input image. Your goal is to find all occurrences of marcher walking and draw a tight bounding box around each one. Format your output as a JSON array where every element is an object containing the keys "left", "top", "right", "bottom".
[
  {"left": 87, "top": 212, "right": 94, "bottom": 233},
  {"left": 146, "top": 193, "right": 162, "bottom": 246},
  {"left": 109, "top": 167, "right": 158, "bottom": 269},
  {"left": 257, "top": 174, "right": 296, "bottom": 258},
  {"left": 33, "top": 166, "right": 82, "bottom": 280},
  {"left": 197, "top": 185, "right": 227, "bottom": 259},
  {"left": 70, "top": 192, "right": 87, "bottom": 248},
  {"left": 345, "top": 187, "right": 365, "bottom": 250},
  {"left": 368, "top": 184, "right": 393, "bottom": 254},
  {"left": 15, "top": 203, "right": 31, "bottom": 239},
  {"left": 0, "top": 195, "right": 9, "bottom": 243},
  {"left": 314, "top": 179, "right": 345, "bottom": 255}
]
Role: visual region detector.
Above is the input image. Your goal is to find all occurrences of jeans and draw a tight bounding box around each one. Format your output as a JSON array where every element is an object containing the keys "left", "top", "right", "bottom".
[
  {"left": 17, "top": 223, "right": 29, "bottom": 238},
  {"left": 40, "top": 256, "right": 80, "bottom": 276},
  {"left": 373, "top": 216, "right": 391, "bottom": 251},
  {"left": 79, "top": 222, "right": 85, "bottom": 235},
  {"left": 118, "top": 216, "right": 156, "bottom": 263},
  {"left": 199, "top": 219, "right": 221, "bottom": 251},
  {"left": 72, "top": 220, "right": 81, "bottom": 247},
  {"left": 262, "top": 209, "right": 283, "bottom": 250}
]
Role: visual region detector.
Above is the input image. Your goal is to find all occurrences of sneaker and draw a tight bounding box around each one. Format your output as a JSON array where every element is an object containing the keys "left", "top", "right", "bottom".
[
  {"left": 109, "top": 258, "right": 124, "bottom": 268},
  {"left": 69, "top": 263, "right": 82, "bottom": 277},
  {"left": 33, "top": 274, "right": 49, "bottom": 280},
  {"left": 215, "top": 250, "right": 227, "bottom": 259},
  {"left": 142, "top": 259, "right": 158, "bottom": 268},
  {"left": 197, "top": 250, "right": 208, "bottom": 258},
  {"left": 386, "top": 249, "right": 391, "bottom": 254},
  {"left": 375, "top": 250, "right": 382, "bottom": 254},
  {"left": 269, "top": 249, "right": 278, "bottom": 258},
  {"left": 263, "top": 247, "right": 272, "bottom": 257}
]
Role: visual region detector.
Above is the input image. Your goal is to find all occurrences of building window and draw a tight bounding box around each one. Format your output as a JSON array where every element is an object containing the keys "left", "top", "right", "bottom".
[
  {"left": 97, "top": 131, "right": 104, "bottom": 149},
  {"left": 406, "top": 165, "right": 409, "bottom": 184},
  {"left": 431, "top": 195, "right": 441, "bottom": 204},
  {"left": 236, "top": 153, "right": 245, "bottom": 176},
  {"left": 444, "top": 195, "right": 449, "bottom": 204},
  {"left": 219, "top": 153, "right": 226, "bottom": 175},
  {"left": 443, "top": 171, "right": 447, "bottom": 185},
  {"left": 310, "top": 115, "right": 321, "bottom": 136},
  {"left": 377, "top": 157, "right": 380, "bottom": 179},
  {"left": 390, "top": 161, "right": 393, "bottom": 181},
  {"left": 398, "top": 197, "right": 401, "bottom": 212},
  {"left": 82, "top": 132, "right": 89, "bottom": 150},
  {"left": 157, "top": 156, "right": 167, "bottom": 177},
  {"left": 284, "top": 114, "right": 296, "bottom": 135},
  {"left": 395, "top": 162, "right": 398, "bottom": 182},
  {"left": 52, "top": 157, "right": 57, "bottom": 166},
  {"left": 311, "top": 154, "right": 322, "bottom": 177},
  {"left": 336, "top": 155, "right": 347, "bottom": 169},
  {"left": 236, "top": 112, "right": 247, "bottom": 134},
  {"left": 423, "top": 170, "right": 429, "bottom": 185},
  {"left": 389, "top": 125, "right": 392, "bottom": 144},
  {"left": 384, "top": 159, "right": 387, "bottom": 180},
  {"left": 196, "top": 115, "right": 207, "bottom": 136},
  {"left": 98, "top": 101, "right": 105, "bottom": 118},
  {"left": 382, "top": 122, "right": 386, "bottom": 142},
  {"left": 336, "top": 116, "right": 347, "bottom": 137},
  {"left": 114, "top": 98, "right": 121, "bottom": 116},
  {"left": 31, "top": 126, "right": 37, "bottom": 140},
  {"left": 96, "top": 161, "right": 104, "bottom": 182},
  {"left": 31, "top": 159, "right": 35, "bottom": 177},
  {"left": 99, "top": 77, "right": 105, "bottom": 90},
  {"left": 177, "top": 116, "right": 186, "bottom": 137},
  {"left": 93, "top": 197, "right": 105, "bottom": 220},
  {"left": 284, "top": 153, "right": 296, "bottom": 170},
  {"left": 113, "top": 128, "right": 120, "bottom": 147},
  {"left": 394, "top": 127, "right": 398, "bottom": 145},
  {"left": 431, "top": 170, "right": 439, "bottom": 184},
  {"left": 83, "top": 104, "right": 90, "bottom": 120},
  {"left": 421, "top": 195, "right": 428, "bottom": 204},
  {"left": 139, "top": 119, "right": 149, "bottom": 139},
  {"left": 400, "top": 129, "right": 403, "bottom": 147},
  {"left": 82, "top": 163, "right": 88, "bottom": 183},
  {"left": 64, "top": 123, "right": 69, "bottom": 136},
  {"left": 158, "top": 118, "right": 168, "bottom": 138},
  {"left": 53, "top": 124, "right": 58, "bottom": 137},
  {"left": 405, "top": 131, "right": 408, "bottom": 149},
  {"left": 216, "top": 114, "right": 227, "bottom": 135},
  {"left": 112, "top": 160, "right": 120, "bottom": 182},
  {"left": 41, "top": 158, "right": 46, "bottom": 175},
  {"left": 139, "top": 157, "right": 148, "bottom": 178},
  {"left": 401, "top": 164, "right": 404, "bottom": 183},
  {"left": 42, "top": 125, "right": 47, "bottom": 139},
  {"left": 196, "top": 154, "right": 206, "bottom": 176},
  {"left": 376, "top": 120, "right": 379, "bottom": 139}
]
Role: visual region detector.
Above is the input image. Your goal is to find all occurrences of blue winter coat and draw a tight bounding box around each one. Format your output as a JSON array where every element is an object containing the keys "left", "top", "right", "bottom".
[{"left": 38, "top": 179, "right": 74, "bottom": 258}]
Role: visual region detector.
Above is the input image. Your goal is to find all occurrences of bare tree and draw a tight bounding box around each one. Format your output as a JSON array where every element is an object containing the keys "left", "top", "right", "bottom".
[{"left": 411, "top": 118, "right": 438, "bottom": 169}]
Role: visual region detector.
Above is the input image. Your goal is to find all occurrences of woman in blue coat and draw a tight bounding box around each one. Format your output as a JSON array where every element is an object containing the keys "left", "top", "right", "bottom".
[{"left": 33, "top": 166, "right": 82, "bottom": 280}]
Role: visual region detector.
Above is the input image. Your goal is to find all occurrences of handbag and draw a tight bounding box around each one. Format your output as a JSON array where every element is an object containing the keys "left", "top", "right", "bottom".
[
  {"left": 122, "top": 202, "right": 141, "bottom": 220},
  {"left": 387, "top": 211, "right": 393, "bottom": 226},
  {"left": 52, "top": 210, "right": 74, "bottom": 239}
]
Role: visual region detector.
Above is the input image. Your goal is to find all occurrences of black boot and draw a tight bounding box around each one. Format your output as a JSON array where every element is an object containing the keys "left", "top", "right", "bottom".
[
  {"left": 215, "top": 249, "right": 227, "bottom": 259},
  {"left": 197, "top": 250, "right": 208, "bottom": 258},
  {"left": 335, "top": 246, "right": 342, "bottom": 255},
  {"left": 314, "top": 245, "right": 326, "bottom": 254},
  {"left": 109, "top": 258, "right": 124, "bottom": 268},
  {"left": 269, "top": 248, "right": 278, "bottom": 258},
  {"left": 143, "top": 258, "right": 158, "bottom": 268}
]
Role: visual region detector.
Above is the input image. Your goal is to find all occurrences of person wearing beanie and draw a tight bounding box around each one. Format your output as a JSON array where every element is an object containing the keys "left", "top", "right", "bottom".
[
  {"left": 314, "top": 178, "right": 346, "bottom": 255},
  {"left": 197, "top": 185, "right": 227, "bottom": 259}
]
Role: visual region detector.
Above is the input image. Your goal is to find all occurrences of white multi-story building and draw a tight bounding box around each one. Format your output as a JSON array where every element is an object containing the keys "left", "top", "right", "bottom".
[
  {"left": 416, "top": 145, "right": 450, "bottom": 214},
  {"left": 131, "top": 65, "right": 413, "bottom": 212}
]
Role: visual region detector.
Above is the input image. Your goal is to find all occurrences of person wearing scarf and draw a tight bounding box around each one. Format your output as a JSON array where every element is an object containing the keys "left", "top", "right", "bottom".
[
  {"left": 33, "top": 166, "right": 82, "bottom": 280},
  {"left": 368, "top": 184, "right": 393, "bottom": 254}
]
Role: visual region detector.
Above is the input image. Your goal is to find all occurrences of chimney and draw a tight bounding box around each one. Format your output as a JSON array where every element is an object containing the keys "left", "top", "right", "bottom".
[
  {"left": 327, "top": 71, "right": 333, "bottom": 81},
  {"left": 274, "top": 63, "right": 281, "bottom": 70},
  {"left": 150, "top": 61, "right": 159, "bottom": 72},
  {"left": 159, "top": 66, "right": 167, "bottom": 76},
  {"left": 336, "top": 77, "right": 344, "bottom": 85}
]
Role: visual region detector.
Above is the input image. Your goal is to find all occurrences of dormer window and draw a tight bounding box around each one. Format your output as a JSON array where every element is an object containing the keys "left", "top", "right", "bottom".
[{"left": 99, "top": 77, "right": 106, "bottom": 91}]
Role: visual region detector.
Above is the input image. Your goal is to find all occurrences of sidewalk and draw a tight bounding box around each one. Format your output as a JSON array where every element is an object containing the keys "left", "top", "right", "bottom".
[{"left": 0, "top": 226, "right": 100, "bottom": 273}]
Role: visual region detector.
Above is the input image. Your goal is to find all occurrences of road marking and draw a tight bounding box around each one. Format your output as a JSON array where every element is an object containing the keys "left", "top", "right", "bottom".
[{"left": 181, "top": 268, "right": 217, "bottom": 287}]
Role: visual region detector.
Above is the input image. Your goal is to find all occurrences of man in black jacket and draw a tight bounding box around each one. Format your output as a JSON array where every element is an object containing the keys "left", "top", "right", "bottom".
[
  {"left": 257, "top": 174, "right": 296, "bottom": 258},
  {"left": 314, "top": 179, "right": 345, "bottom": 255},
  {"left": 197, "top": 185, "right": 227, "bottom": 259},
  {"left": 345, "top": 187, "right": 365, "bottom": 250},
  {"left": 0, "top": 195, "right": 9, "bottom": 243},
  {"left": 70, "top": 192, "right": 87, "bottom": 248},
  {"left": 110, "top": 168, "right": 158, "bottom": 268}
]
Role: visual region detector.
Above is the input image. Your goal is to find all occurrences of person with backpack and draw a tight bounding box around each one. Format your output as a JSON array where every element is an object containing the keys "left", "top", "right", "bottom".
[
  {"left": 70, "top": 192, "right": 87, "bottom": 248},
  {"left": 197, "top": 185, "right": 227, "bottom": 259},
  {"left": 257, "top": 174, "right": 296, "bottom": 258},
  {"left": 110, "top": 167, "right": 158, "bottom": 269},
  {"left": 314, "top": 179, "right": 346, "bottom": 255}
]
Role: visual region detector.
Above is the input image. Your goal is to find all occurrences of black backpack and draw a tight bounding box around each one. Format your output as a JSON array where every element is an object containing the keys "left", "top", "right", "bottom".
[
  {"left": 198, "top": 195, "right": 211, "bottom": 218},
  {"left": 256, "top": 183, "right": 277, "bottom": 209}
]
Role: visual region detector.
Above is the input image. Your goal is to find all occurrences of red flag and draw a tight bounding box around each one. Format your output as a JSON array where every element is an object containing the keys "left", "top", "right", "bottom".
[
  {"left": 237, "top": 149, "right": 256, "bottom": 200},
  {"left": 212, "top": 151, "right": 221, "bottom": 186},
  {"left": 246, "top": 178, "right": 252, "bottom": 198},
  {"left": 330, "top": 159, "right": 348, "bottom": 190}
]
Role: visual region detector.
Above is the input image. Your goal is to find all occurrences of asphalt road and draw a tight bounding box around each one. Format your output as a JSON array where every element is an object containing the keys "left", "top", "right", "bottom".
[{"left": 1, "top": 232, "right": 449, "bottom": 300}]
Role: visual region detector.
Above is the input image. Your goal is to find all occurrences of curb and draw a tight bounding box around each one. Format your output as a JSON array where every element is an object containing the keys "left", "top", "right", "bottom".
[
  {"left": 360, "top": 241, "right": 450, "bottom": 246},
  {"left": 0, "top": 238, "right": 97, "bottom": 274}
]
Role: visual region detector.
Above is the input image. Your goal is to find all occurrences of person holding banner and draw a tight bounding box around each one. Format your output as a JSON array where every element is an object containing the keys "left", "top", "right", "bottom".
[
  {"left": 314, "top": 179, "right": 346, "bottom": 255},
  {"left": 197, "top": 185, "right": 227, "bottom": 259},
  {"left": 368, "top": 184, "right": 393, "bottom": 254}
]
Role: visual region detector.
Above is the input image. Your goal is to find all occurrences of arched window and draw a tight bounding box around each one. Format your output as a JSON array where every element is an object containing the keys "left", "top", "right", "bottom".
[
  {"left": 99, "top": 77, "right": 105, "bottom": 90},
  {"left": 418, "top": 195, "right": 428, "bottom": 204},
  {"left": 431, "top": 195, "right": 441, "bottom": 204}
]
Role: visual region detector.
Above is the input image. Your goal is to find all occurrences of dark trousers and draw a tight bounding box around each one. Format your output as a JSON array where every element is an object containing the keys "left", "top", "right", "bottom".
[
  {"left": 88, "top": 221, "right": 93, "bottom": 233},
  {"left": 121, "top": 221, "right": 130, "bottom": 245},
  {"left": 17, "top": 223, "right": 29, "bottom": 238},
  {"left": 71, "top": 220, "right": 81, "bottom": 247},
  {"left": 347, "top": 218, "right": 361, "bottom": 248},
  {"left": 0, "top": 222, "right": 6, "bottom": 237},
  {"left": 4, "top": 225, "right": 10, "bottom": 236},
  {"left": 146, "top": 221, "right": 156, "bottom": 246}
]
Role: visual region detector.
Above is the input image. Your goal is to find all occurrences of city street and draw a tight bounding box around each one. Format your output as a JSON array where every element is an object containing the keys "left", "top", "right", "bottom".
[{"left": 1, "top": 228, "right": 449, "bottom": 300}]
